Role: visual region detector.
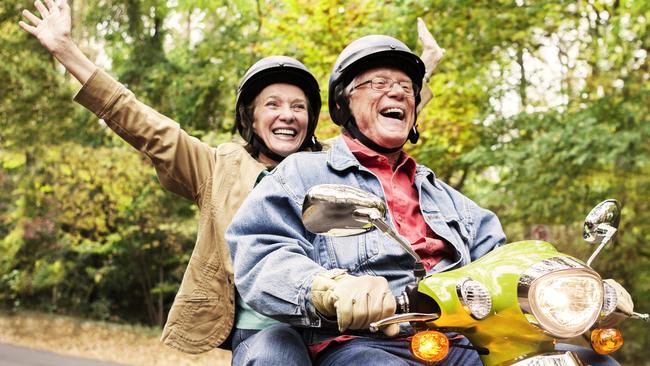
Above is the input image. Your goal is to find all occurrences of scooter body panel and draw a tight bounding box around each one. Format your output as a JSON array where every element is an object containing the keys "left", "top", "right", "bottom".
[{"left": 418, "top": 241, "right": 577, "bottom": 365}]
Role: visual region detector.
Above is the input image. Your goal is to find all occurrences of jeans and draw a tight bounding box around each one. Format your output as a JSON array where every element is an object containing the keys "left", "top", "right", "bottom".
[
  {"left": 231, "top": 324, "right": 312, "bottom": 366},
  {"left": 315, "top": 335, "right": 482, "bottom": 366},
  {"left": 312, "top": 338, "right": 620, "bottom": 366}
]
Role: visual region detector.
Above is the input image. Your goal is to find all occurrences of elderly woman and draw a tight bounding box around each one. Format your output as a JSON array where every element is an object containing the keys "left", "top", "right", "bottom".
[
  {"left": 20, "top": 1, "right": 445, "bottom": 364},
  {"left": 20, "top": 0, "right": 321, "bottom": 364}
]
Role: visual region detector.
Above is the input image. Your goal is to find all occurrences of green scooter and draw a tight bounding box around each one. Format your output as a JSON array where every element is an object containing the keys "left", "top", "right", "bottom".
[{"left": 302, "top": 184, "right": 648, "bottom": 366}]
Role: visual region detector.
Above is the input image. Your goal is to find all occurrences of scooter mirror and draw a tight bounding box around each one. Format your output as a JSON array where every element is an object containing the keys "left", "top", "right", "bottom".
[
  {"left": 583, "top": 199, "right": 621, "bottom": 245},
  {"left": 302, "top": 184, "right": 386, "bottom": 237}
]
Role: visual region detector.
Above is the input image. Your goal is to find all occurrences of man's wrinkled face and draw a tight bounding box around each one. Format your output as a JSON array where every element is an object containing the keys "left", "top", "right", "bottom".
[
  {"left": 347, "top": 67, "right": 416, "bottom": 149},
  {"left": 252, "top": 83, "right": 309, "bottom": 157}
]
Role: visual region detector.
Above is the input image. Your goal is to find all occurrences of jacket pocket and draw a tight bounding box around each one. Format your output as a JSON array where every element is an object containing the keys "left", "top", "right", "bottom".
[
  {"left": 444, "top": 216, "right": 473, "bottom": 265},
  {"left": 420, "top": 210, "right": 472, "bottom": 264},
  {"left": 161, "top": 295, "right": 228, "bottom": 352},
  {"left": 323, "top": 232, "right": 379, "bottom": 273},
  {"left": 445, "top": 216, "right": 471, "bottom": 244}
]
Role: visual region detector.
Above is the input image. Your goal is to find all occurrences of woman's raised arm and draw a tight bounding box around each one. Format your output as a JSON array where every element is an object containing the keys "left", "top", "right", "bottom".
[
  {"left": 19, "top": 0, "right": 95, "bottom": 84},
  {"left": 416, "top": 17, "right": 445, "bottom": 114}
]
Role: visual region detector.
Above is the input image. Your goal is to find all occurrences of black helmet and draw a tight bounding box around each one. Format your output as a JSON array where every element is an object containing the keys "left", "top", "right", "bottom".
[
  {"left": 235, "top": 56, "right": 322, "bottom": 162},
  {"left": 328, "top": 35, "right": 425, "bottom": 152}
]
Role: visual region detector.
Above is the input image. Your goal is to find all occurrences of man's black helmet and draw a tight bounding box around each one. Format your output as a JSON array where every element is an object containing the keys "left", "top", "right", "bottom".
[
  {"left": 235, "top": 56, "right": 322, "bottom": 161},
  {"left": 328, "top": 35, "right": 425, "bottom": 127}
]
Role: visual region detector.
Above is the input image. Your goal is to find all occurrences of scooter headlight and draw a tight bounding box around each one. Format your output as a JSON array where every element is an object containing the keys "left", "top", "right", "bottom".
[{"left": 519, "top": 257, "right": 603, "bottom": 338}]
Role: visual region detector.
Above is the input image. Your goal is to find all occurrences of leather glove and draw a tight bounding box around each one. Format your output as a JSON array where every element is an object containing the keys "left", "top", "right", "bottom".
[
  {"left": 311, "top": 269, "right": 399, "bottom": 336},
  {"left": 416, "top": 17, "right": 445, "bottom": 114},
  {"left": 600, "top": 279, "right": 634, "bottom": 328}
]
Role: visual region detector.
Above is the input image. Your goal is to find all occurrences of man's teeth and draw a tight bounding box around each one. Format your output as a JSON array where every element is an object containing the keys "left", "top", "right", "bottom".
[
  {"left": 273, "top": 128, "right": 296, "bottom": 136},
  {"left": 380, "top": 108, "right": 404, "bottom": 119}
]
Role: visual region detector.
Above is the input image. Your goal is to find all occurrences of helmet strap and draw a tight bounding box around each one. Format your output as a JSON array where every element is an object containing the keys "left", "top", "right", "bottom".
[
  {"left": 251, "top": 134, "right": 286, "bottom": 163},
  {"left": 408, "top": 124, "right": 420, "bottom": 144},
  {"left": 299, "top": 135, "right": 321, "bottom": 152},
  {"left": 344, "top": 117, "right": 403, "bottom": 154},
  {"left": 297, "top": 113, "right": 321, "bottom": 152}
]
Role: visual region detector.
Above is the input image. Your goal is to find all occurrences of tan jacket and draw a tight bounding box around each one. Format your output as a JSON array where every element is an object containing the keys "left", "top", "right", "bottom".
[{"left": 74, "top": 69, "right": 266, "bottom": 353}]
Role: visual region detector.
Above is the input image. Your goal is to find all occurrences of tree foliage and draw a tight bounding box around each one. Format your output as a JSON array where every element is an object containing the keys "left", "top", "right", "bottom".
[
  {"left": 1, "top": 0, "right": 648, "bottom": 362},
  {"left": 1, "top": 143, "right": 195, "bottom": 325}
]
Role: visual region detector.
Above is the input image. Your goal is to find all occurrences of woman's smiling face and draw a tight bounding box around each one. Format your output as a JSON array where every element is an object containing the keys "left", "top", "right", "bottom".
[{"left": 252, "top": 83, "right": 309, "bottom": 158}]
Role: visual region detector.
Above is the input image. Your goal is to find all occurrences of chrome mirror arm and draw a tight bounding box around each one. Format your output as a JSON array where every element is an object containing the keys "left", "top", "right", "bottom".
[
  {"left": 586, "top": 223, "right": 617, "bottom": 267},
  {"left": 302, "top": 184, "right": 427, "bottom": 283},
  {"left": 369, "top": 215, "right": 422, "bottom": 262},
  {"left": 358, "top": 210, "right": 426, "bottom": 282}
]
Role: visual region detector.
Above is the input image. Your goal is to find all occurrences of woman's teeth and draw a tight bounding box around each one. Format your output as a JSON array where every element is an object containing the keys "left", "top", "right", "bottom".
[{"left": 273, "top": 128, "right": 296, "bottom": 136}]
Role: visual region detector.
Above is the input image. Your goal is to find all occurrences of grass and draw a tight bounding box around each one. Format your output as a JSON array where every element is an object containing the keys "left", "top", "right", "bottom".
[{"left": 0, "top": 311, "right": 231, "bottom": 366}]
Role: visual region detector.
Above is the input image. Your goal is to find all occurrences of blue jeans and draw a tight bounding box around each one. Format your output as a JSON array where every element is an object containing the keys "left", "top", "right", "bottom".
[
  {"left": 231, "top": 324, "right": 311, "bottom": 366},
  {"left": 313, "top": 338, "right": 620, "bottom": 366},
  {"left": 315, "top": 335, "right": 482, "bottom": 366},
  {"left": 231, "top": 327, "right": 620, "bottom": 366}
]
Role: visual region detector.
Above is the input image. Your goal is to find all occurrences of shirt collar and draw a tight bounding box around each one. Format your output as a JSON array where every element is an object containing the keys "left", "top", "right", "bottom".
[
  {"left": 342, "top": 134, "right": 418, "bottom": 185},
  {"left": 327, "top": 135, "right": 443, "bottom": 190}
]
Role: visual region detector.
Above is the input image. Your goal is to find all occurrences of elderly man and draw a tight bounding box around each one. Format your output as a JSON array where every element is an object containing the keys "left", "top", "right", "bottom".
[
  {"left": 226, "top": 34, "right": 503, "bottom": 365},
  {"left": 226, "top": 35, "right": 625, "bottom": 365}
]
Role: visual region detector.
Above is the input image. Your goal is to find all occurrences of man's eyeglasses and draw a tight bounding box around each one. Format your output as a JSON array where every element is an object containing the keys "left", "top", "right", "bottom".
[{"left": 350, "top": 77, "right": 419, "bottom": 97}]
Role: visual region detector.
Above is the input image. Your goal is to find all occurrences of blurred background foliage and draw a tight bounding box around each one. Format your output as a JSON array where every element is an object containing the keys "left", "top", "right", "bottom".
[{"left": 0, "top": 0, "right": 648, "bottom": 362}]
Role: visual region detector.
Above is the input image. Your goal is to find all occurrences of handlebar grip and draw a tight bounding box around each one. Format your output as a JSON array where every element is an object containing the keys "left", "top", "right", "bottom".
[{"left": 395, "top": 294, "right": 409, "bottom": 314}]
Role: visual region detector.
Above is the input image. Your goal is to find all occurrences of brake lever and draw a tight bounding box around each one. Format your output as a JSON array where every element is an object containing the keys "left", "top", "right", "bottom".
[{"left": 369, "top": 312, "right": 439, "bottom": 333}]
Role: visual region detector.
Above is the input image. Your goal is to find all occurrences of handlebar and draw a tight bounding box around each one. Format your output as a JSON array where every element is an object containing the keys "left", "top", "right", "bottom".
[{"left": 630, "top": 312, "right": 649, "bottom": 322}]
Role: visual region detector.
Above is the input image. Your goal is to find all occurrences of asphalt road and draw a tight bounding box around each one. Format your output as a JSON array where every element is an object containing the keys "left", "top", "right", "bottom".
[{"left": 0, "top": 343, "right": 127, "bottom": 366}]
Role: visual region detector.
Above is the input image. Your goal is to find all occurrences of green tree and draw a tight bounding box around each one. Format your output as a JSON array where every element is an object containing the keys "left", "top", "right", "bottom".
[{"left": 2, "top": 0, "right": 648, "bottom": 362}]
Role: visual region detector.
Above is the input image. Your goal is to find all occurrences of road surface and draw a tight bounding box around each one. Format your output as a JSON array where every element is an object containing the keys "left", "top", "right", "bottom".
[{"left": 0, "top": 343, "right": 127, "bottom": 366}]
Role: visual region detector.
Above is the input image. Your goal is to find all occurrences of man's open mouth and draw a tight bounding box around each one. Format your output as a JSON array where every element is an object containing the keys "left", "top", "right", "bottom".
[
  {"left": 272, "top": 128, "right": 297, "bottom": 137},
  {"left": 379, "top": 107, "right": 405, "bottom": 121}
]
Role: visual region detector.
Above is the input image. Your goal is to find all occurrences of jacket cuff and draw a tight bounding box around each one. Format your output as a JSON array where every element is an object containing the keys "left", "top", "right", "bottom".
[
  {"left": 73, "top": 68, "right": 122, "bottom": 117},
  {"left": 301, "top": 268, "right": 348, "bottom": 328},
  {"left": 317, "top": 268, "right": 349, "bottom": 280}
]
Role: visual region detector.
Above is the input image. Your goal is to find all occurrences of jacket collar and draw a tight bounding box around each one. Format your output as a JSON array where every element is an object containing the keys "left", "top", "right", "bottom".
[{"left": 327, "top": 135, "right": 443, "bottom": 191}]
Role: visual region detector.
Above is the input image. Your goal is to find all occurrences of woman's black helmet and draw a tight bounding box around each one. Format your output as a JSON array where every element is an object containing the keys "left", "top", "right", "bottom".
[
  {"left": 235, "top": 56, "right": 322, "bottom": 161},
  {"left": 328, "top": 35, "right": 425, "bottom": 152}
]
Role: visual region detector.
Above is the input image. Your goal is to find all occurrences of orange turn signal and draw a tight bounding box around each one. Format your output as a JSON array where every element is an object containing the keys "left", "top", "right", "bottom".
[
  {"left": 591, "top": 328, "right": 624, "bottom": 355},
  {"left": 411, "top": 330, "right": 449, "bottom": 362}
]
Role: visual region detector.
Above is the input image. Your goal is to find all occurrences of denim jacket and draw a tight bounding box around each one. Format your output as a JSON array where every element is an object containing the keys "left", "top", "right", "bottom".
[{"left": 226, "top": 136, "right": 506, "bottom": 334}]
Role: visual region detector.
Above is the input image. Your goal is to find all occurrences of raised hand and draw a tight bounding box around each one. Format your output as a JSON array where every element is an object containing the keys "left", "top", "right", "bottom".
[
  {"left": 19, "top": 0, "right": 95, "bottom": 84},
  {"left": 19, "top": 0, "right": 72, "bottom": 55},
  {"left": 416, "top": 17, "right": 445, "bottom": 114},
  {"left": 417, "top": 17, "right": 445, "bottom": 82}
]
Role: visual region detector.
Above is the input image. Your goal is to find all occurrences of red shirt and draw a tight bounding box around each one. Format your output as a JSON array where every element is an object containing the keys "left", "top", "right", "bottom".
[
  {"left": 343, "top": 135, "right": 450, "bottom": 271},
  {"left": 308, "top": 136, "right": 452, "bottom": 358}
]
